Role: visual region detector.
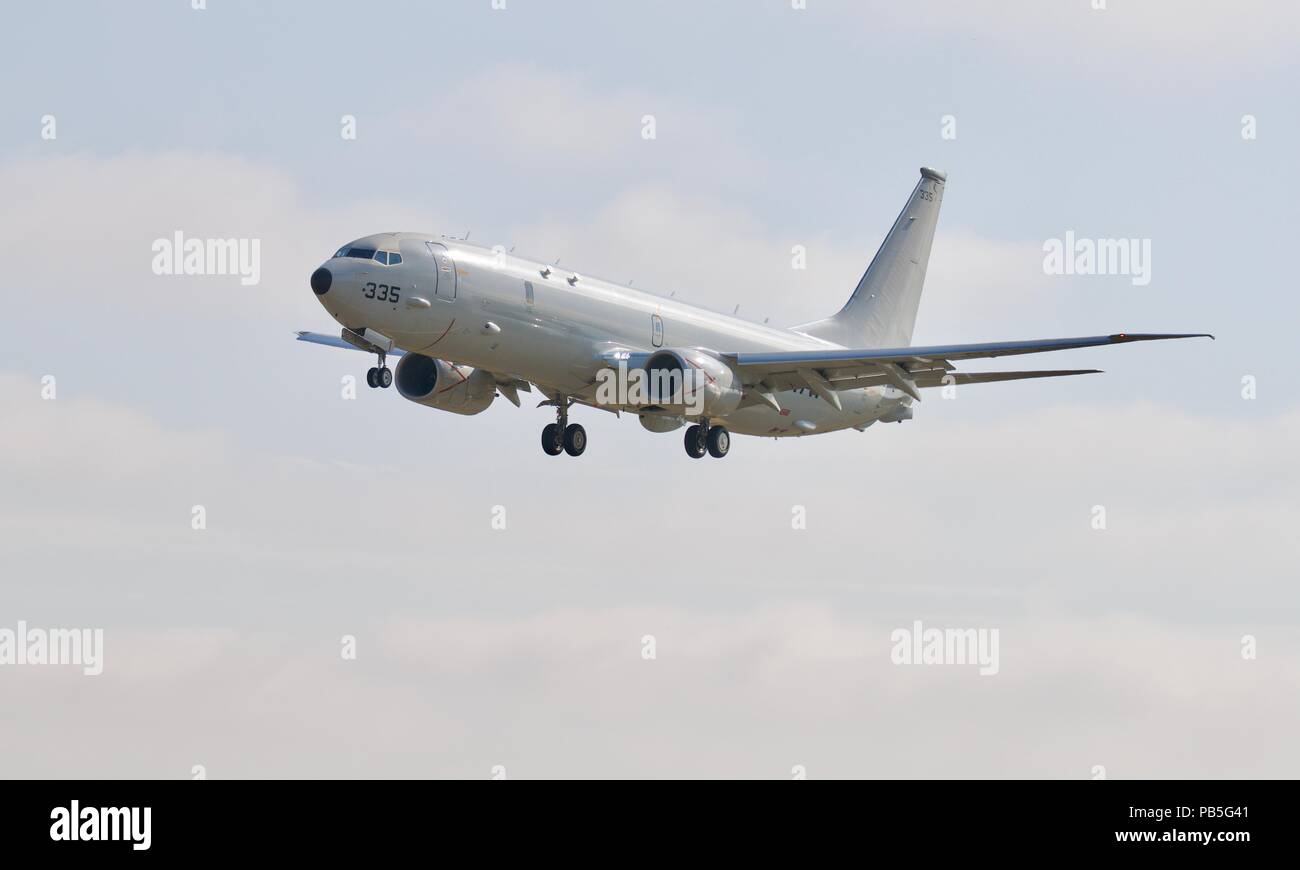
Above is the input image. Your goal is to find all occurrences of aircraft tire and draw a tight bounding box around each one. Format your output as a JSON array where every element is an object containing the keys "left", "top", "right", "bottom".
[
  {"left": 684, "top": 425, "right": 707, "bottom": 459},
  {"left": 541, "top": 423, "right": 564, "bottom": 456},
  {"left": 706, "top": 426, "right": 730, "bottom": 458},
  {"left": 563, "top": 424, "right": 587, "bottom": 456}
]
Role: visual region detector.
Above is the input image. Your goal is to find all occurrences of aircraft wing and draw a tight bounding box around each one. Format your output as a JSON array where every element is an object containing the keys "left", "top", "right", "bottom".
[
  {"left": 723, "top": 332, "right": 1212, "bottom": 400},
  {"left": 294, "top": 330, "right": 533, "bottom": 405},
  {"left": 295, "top": 331, "right": 406, "bottom": 357}
]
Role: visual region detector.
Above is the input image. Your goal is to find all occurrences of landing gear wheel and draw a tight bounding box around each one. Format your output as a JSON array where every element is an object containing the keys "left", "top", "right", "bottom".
[
  {"left": 563, "top": 423, "right": 587, "bottom": 456},
  {"left": 684, "top": 425, "right": 707, "bottom": 459},
  {"left": 706, "top": 426, "right": 730, "bottom": 458},
  {"left": 541, "top": 423, "right": 563, "bottom": 456},
  {"left": 378, "top": 367, "right": 392, "bottom": 389},
  {"left": 366, "top": 367, "right": 379, "bottom": 388}
]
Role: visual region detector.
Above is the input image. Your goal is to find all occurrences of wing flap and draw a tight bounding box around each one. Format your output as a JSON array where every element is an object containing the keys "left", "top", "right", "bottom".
[{"left": 762, "top": 368, "right": 1102, "bottom": 392}]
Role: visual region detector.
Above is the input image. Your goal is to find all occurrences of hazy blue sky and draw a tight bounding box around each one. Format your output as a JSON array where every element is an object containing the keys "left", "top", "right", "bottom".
[{"left": 1, "top": 1, "right": 1296, "bottom": 777}]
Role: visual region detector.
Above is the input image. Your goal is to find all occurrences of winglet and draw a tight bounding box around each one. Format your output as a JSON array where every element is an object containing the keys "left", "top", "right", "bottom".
[{"left": 1110, "top": 332, "right": 1215, "bottom": 342}]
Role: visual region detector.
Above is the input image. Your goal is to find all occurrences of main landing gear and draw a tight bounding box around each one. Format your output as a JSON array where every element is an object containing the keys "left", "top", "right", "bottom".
[
  {"left": 541, "top": 396, "right": 586, "bottom": 457},
  {"left": 684, "top": 420, "right": 730, "bottom": 459},
  {"left": 366, "top": 352, "right": 392, "bottom": 389}
]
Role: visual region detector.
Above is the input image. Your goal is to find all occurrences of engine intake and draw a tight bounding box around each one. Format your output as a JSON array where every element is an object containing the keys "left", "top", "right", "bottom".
[
  {"left": 642, "top": 348, "right": 743, "bottom": 418},
  {"left": 394, "top": 353, "right": 496, "bottom": 415}
]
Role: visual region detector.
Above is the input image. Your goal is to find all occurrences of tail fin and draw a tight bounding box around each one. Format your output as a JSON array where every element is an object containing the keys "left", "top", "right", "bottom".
[{"left": 797, "top": 167, "right": 945, "bottom": 348}]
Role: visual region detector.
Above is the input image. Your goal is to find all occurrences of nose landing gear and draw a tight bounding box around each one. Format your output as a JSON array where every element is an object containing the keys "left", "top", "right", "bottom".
[
  {"left": 540, "top": 396, "right": 587, "bottom": 457},
  {"left": 684, "top": 420, "right": 730, "bottom": 459},
  {"left": 366, "top": 352, "right": 392, "bottom": 389}
]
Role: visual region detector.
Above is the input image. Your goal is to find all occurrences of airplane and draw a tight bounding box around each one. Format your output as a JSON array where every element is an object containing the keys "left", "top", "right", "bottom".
[{"left": 297, "top": 167, "right": 1211, "bottom": 459}]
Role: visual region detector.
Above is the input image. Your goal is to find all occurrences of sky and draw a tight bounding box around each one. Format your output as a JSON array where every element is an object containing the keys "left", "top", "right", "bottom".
[{"left": 0, "top": 0, "right": 1297, "bottom": 778}]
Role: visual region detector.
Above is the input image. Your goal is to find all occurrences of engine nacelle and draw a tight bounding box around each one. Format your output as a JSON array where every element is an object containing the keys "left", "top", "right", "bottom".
[
  {"left": 643, "top": 348, "right": 743, "bottom": 418},
  {"left": 639, "top": 414, "right": 684, "bottom": 433},
  {"left": 394, "top": 353, "right": 496, "bottom": 416},
  {"left": 879, "top": 403, "right": 913, "bottom": 423}
]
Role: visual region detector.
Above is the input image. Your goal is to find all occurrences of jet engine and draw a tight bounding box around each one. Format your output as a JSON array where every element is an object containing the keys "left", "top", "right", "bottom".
[
  {"left": 394, "top": 353, "right": 496, "bottom": 415},
  {"left": 642, "top": 348, "right": 743, "bottom": 418}
]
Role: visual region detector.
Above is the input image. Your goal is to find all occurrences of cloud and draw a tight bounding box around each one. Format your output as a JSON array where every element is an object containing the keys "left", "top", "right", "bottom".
[
  {"left": 505, "top": 184, "right": 1047, "bottom": 335},
  {"left": 2, "top": 374, "right": 1296, "bottom": 776},
  {"left": 394, "top": 63, "right": 767, "bottom": 186},
  {"left": 0, "top": 144, "right": 1053, "bottom": 349},
  {"left": 2, "top": 1, "right": 1289, "bottom": 781},
  {"left": 843, "top": 0, "right": 1300, "bottom": 77},
  {"left": 0, "top": 151, "right": 443, "bottom": 320},
  {"left": 1, "top": 606, "right": 1293, "bottom": 778}
]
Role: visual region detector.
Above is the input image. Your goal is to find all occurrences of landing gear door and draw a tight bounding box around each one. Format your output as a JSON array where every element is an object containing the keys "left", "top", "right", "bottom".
[{"left": 425, "top": 241, "right": 457, "bottom": 301}]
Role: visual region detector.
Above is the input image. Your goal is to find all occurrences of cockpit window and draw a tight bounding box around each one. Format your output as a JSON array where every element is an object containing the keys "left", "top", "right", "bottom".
[{"left": 333, "top": 245, "right": 400, "bottom": 263}]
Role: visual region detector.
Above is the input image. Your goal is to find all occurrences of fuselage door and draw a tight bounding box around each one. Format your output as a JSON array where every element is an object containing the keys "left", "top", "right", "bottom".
[
  {"left": 651, "top": 313, "right": 664, "bottom": 347},
  {"left": 425, "top": 241, "right": 457, "bottom": 301},
  {"left": 435, "top": 251, "right": 457, "bottom": 300}
]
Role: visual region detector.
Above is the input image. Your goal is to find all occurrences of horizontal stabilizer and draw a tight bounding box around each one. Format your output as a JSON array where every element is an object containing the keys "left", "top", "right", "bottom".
[{"left": 916, "top": 369, "right": 1101, "bottom": 387}]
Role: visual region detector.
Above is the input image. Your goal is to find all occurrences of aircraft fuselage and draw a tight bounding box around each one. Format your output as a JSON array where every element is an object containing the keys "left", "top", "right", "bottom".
[{"left": 312, "top": 234, "right": 907, "bottom": 437}]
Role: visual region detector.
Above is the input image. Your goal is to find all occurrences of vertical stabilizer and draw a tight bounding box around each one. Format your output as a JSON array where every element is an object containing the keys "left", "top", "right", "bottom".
[{"left": 796, "top": 167, "right": 945, "bottom": 348}]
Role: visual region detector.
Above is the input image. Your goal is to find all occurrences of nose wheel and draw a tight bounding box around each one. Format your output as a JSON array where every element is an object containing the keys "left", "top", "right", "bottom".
[
  {"left": 540, "top": 396, "right": 586, "bottom": 457},
  {"left": 366, "top": 353, "right": 392, "bottom": 389},
  {"left": 684, "top": 421, "right": 729, "bottom": 459}
]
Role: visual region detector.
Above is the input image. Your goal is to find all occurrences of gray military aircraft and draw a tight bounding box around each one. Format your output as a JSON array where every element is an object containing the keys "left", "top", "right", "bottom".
[{"left": 297, "top": 168, "right": 1210, "bottom": 459}]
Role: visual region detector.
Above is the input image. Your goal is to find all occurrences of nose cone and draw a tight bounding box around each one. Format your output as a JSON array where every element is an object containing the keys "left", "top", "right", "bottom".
[{"left": 310, "top": 266, "right": 332, "bottom": 295}]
